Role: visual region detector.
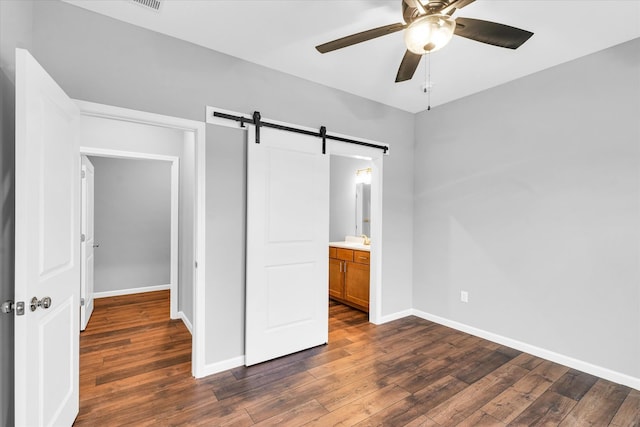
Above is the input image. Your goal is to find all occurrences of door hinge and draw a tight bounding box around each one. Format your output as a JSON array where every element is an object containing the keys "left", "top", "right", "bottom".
[
  {"left": 80, "top": 298, "right": 85, "bottom": 307},
  {"left": 194, "top": 261, "right": 198, "bottom": 269},
  {"left": 81, "top": 233, "right": 86, "bottom": 242},
  {"left": 81, "top": 170, "right": 86, "bottom": 179}
]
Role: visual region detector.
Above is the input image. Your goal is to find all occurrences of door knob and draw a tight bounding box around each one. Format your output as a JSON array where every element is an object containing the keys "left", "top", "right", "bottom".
[
  {"left": 30, "top": 296, "right": 52, "bottom": 312},
  {"left": 1, "top": 300, "right": 14, "bottom": 314},
  {"left": 93, "top": 242, "right": 100, "bottom": 248}
]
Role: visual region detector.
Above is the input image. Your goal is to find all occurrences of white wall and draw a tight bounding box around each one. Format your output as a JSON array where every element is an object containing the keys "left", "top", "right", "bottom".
[
  {"left": 79, "top": 116, "right": 183, "bottom": 157},
  {"left": 413, "top": 38, "right": 640, "bottom": 383},
  {"left": 330, "top": 155, "right": 372, "bottom": 242},
  {"left": 90, "top": 156, "right": 172, "bottom": 293}
]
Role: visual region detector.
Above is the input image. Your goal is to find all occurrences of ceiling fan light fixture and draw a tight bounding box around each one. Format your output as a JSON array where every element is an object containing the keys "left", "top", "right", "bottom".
[{"left": 404, "top": 14, "right": 456, "bottom": 54}]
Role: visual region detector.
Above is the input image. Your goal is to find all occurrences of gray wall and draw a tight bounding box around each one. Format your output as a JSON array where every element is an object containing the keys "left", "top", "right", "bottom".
[
  {"left": 91, "top": 157, "right": 172, "bottom": 293},
  {"left": 330, "top": 155, "right": 372, "bottom": 242},
  {"left": 0, "top": 1, "right": 32, "bottom": 425},
  {"left": 413, "top": 38, "right": 640, "bottom": 379},
  {"left": 1, "top": 1, "right": 638, "bottom": 415},
  {"left": 27, "top": 0, "right": 414, "bottom": 364}
]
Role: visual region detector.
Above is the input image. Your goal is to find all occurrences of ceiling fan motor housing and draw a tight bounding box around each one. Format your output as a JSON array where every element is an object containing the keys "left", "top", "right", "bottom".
[{"left": 403, "top": 0, "right": 451, "bottom": 23}]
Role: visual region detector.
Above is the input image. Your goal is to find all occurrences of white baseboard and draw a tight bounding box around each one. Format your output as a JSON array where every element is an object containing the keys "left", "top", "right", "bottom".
[
  {"left": 93, "top": 284, "right": 170, "bottom": 299},
  {"left": 412, "top": 309, "right": 640, "bottom": 391},
  {"left": 197, "top": 356, "right": 245, "bottom": 378},
  {"left": 178, "top": 311, "right": 193, "bottom": 334},
  {"left": 378, "top": 309, "right": 413, "bottom": 324}
]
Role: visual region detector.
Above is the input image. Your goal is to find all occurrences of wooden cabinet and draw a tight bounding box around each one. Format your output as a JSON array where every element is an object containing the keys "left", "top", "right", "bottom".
[
  {"left": 345, "top": 261, "right": 369, "bottom": 310},
  {"left": 328, "top": 258, "right": 344, "bottom": 300},
  {"left": 328, "top": 246, "right": 370, "bottom": 312}
]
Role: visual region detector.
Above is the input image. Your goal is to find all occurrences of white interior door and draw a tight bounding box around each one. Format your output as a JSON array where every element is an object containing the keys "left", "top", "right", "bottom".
[
  {"left": 245, "top": 126, "right": 329, "bottom": 366},
  {"left": 80, "top": 155, "right": 95, "bottom": 331},
  {"left": 14, "top": 48, "right": 80, "bottom": 426}
]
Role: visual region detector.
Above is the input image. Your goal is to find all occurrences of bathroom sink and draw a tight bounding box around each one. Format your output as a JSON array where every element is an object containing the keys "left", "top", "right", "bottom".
[{"left": 329, "top": 236, "right": 371, "bottom": 251}]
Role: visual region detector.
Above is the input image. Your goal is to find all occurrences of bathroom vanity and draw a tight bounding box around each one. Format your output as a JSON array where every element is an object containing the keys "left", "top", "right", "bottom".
[{"left": 328, "top": 242, "right": 370, "bottom": 313}]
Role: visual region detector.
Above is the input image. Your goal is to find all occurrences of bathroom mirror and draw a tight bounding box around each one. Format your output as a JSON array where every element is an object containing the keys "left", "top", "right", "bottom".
[
  {"left": 329, "top": 157, "right": 373, "bottom": 242},
  {"left": 355, "top": 168, "right": 371, "bottom": 236}
]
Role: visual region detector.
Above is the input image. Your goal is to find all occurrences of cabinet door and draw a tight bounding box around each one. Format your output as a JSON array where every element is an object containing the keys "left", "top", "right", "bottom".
[
  {"left": 345, "top": 261, "right": 370, "bottom": 311},
  {"left": 329, "top": 258, "right": 344, "bottom": 299}
]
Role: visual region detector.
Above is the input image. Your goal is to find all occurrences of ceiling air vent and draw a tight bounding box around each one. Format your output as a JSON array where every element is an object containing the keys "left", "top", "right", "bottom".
[{"left": 131, "top": 0, "right": 162, "bottom": 12}]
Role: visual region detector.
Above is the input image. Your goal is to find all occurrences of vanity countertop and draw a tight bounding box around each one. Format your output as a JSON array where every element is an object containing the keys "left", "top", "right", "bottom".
[{"left": 329, "top": 241, "right": 370, "bottom": 252}]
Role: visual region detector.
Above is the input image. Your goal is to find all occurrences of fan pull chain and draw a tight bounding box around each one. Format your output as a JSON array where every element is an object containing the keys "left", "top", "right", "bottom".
[{"left": 423, "top": 52, "right": 431, "bottom": 111}]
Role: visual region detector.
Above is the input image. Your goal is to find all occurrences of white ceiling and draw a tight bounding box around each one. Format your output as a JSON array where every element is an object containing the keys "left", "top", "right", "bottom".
[{"left": 63, "top": 0, "right": 640, "bottom": 113}]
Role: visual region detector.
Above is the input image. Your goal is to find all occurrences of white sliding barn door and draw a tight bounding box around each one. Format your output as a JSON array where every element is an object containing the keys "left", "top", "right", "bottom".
[
  {"left": 14, "top": 48, "right": 80, "bottom": 426},
  {"left": 245, "top": 126, "right": 329, "bottom": 366},
  {"left": 80, "top": 155, "right": 95, "bottom": 331}
]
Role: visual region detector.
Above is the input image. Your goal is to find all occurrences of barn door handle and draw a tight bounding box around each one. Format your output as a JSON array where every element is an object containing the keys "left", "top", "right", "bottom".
[{"left": 30, "top": 296, "right": 52, "bottom": 312}]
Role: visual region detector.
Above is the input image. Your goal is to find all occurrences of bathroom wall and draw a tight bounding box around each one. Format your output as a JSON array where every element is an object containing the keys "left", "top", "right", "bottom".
[{"left": 329, "top": 155, "right": 372, "bottom": 242}]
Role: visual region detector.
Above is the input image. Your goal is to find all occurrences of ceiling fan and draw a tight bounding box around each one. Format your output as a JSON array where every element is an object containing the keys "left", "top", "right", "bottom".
[{"left": 315, "top": 0, "right": 534, "bottom": 83}]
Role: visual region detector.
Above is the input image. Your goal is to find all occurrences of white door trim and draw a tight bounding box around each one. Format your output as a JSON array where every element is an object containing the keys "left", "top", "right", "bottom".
[
  {"left": 206, "top": 105, "right": 387, "bottom": 324},
  {"left": 75, "top": 100, "right": 207, "bottom": 378},
  {"left": 80, "top": 155, "right": 95, "bottom": 331},
  {"left": 78, "top": 148, "right": 180, "bottom": 319}
]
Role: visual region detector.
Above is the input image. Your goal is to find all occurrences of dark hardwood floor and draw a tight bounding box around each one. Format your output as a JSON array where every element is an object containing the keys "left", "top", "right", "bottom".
[{"left": 74, "top": 291, "right": 640, "bottom": 426}]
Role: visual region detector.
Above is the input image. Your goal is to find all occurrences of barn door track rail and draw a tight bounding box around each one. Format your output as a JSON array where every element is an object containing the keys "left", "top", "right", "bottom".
[{"left": 212, "top": 110, "right": 389, "bottom": 155}]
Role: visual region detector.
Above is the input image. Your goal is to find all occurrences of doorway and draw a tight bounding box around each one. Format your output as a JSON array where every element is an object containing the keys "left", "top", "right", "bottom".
[
  {"left": 328, "top": 154, "right": 374, "bottom": 319},
  {"left": 80, "top": 149, "right": 180, "bottom": 319},
  {"left": 76, "top": 100, "right": 207, "bottom": 377},
  {"left": 80, "top": 154, "right": 176, "bottom": 321},
  {"left": 326, "top": 140, "right": 384, "bottom": 325}
]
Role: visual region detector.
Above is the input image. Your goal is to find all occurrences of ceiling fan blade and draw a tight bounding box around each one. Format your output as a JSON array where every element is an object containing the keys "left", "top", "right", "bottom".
[
  {"left": 395, "top": 50, "right": 422, "bottom": 83},
  {"left": 441, "top": 0, "right": 476, "bottom": 15},
  {"left": 454, "top": 17, "right": 533, "bottom": 49},
  {"left": 316, "top": 23, "right": 406, "bottom": 54}
]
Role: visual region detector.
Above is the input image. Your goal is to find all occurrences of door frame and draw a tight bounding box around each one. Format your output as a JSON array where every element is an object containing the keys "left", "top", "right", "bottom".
[
  {"left": 75, "top": 100, "right": 207, "bottom": 377},
  {"left": 80, "top": 155, "right": 95, "bottom": 331},
  {"left": 78, "top": 149, "right": 180, "bottom": 316},
  {"left": 206, "top": 106, "right": 386, "bottom": 324}
]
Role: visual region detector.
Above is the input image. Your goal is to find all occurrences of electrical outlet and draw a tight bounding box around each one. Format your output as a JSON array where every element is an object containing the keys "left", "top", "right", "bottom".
[{"left": 460, "top": 291, "right": 469, "bottom": 303}]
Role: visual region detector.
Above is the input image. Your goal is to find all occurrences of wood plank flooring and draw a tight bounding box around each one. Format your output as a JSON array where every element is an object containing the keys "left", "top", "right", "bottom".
[{"left": 74, "top": 291, "right": 639, "bottom": 426}]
